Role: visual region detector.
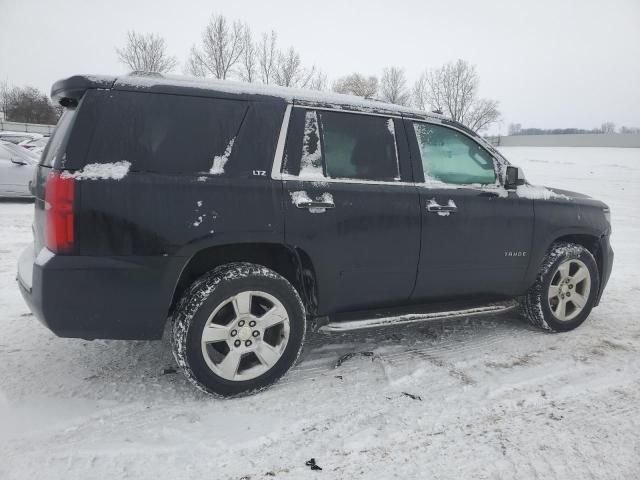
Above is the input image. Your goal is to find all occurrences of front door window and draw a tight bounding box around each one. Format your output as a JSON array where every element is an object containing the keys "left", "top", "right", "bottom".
[{"left": 413, "top": 122, "right": 496, "bottom": 185}]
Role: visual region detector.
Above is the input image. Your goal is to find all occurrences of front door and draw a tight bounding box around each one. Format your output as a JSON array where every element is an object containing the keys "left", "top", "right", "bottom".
[
  {"left": 279, "top": 107, "right": 421, "bottom": 314},
  {"left": 406, "top": 120, "right": 534, "bottom": 300}
]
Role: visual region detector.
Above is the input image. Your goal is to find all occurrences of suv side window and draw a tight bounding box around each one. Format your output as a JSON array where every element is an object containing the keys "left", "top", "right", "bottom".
[
  {"left": 413, "top": 122, "right": 496, "bottom": 185},
  {"left": 87, "top": 91, "right": 248, "bottom": 175},
  {"left": 283, "top": 108, "right": 400, "bottom": 182}
]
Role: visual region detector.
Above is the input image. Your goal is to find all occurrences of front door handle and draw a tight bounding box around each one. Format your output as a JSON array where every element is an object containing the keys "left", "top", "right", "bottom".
[{"left": 427, "top": 199, "right": 457, "bottom": 214}]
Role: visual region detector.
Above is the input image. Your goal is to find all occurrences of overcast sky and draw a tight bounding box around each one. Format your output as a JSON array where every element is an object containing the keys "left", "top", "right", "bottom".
[{"left": 1, "top": 0, "right": 638, "bottom": 133}]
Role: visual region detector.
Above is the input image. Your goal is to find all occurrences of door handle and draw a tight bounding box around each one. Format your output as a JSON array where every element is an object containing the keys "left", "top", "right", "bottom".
[
  {"left": 296, "top": 200, "right": 335, "bottom": 212},
  {"left": 426, "top": 199, "right": 457, "bottom": 214}
]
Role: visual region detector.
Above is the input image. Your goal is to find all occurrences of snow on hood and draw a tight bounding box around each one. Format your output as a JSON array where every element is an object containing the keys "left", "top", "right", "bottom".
[
  {"left": 416, "top": 180, "right": 573, "bottom": 201},
  {"left": 516, "top": 184, "right": 571, "bottom": 200},
  {"left": 62, "top": 161, "right": 131, "bottom": 180},
  {"left": 543, "top": 187, "right": 592, "bottom": 200}
]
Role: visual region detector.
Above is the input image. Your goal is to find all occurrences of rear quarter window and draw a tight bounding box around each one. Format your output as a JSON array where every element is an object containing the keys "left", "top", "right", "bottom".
[
  {"left": 40, "top": 107, "right": 77, "bottom": 167},
  {"left": 85, "top": 91, "right": 248, "bottom": 174}
]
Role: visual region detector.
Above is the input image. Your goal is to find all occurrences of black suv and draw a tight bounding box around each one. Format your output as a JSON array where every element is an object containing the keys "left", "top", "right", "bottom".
[{"left": 17, "top": 74, "right": 613, "bottom": 397}]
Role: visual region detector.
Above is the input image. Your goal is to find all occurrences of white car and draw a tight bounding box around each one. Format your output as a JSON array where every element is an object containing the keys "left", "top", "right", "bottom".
[
  {"left": 21, "top": 137, "right": 49, "bottom": 151},
  {"left": 0, "top": 141, "right": 37, "bottom": 198},
  {"left": 0, "top": 131, "right": 43, "bottom": 145}
]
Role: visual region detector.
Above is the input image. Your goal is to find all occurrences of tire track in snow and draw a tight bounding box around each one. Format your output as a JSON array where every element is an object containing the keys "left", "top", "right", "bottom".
[{"left": 285, "top": 314, "right": 544, "bottom": 385}]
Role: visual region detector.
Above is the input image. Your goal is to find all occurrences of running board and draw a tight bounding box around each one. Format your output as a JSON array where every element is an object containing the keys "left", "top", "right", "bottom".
[{"left": 319, "top": 301, "right": 518, "bottom": 333}]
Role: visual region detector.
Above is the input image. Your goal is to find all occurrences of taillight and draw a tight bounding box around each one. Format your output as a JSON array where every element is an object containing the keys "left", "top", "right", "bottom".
[{"left": 45, "top": 172, "right": 75, "bottom": 253}]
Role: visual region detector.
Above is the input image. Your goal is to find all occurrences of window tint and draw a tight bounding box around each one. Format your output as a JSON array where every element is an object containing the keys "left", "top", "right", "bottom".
[
  {"left": 88, "top": 91, "right": 248, "bottom": 174},
  {"left": 322, "top": 111, "right": 398, "bottom": 181},
  {"left": 40, "top": 108, "right": 77, "bottom": 167},
  {"left": 283, "top": 109, "right": 399, "bottom": 182},
  {"left": 413, "top": 123, "right": 496, "bottom": 185}
]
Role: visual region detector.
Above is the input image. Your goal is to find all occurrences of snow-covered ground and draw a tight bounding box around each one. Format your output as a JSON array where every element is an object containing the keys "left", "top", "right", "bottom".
[{"left": 1, "top": 147, "right": 639, "bottom": 479}]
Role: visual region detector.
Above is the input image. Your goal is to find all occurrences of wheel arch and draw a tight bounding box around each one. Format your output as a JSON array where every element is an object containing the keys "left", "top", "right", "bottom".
[
  {"left": 525, "top": 231, "right": 604, "bottom": 293},
  {"left": 552, "top": 233, "right": 602, "bottom": 268},
  {"left": 167, "top": 242, "right": 319, "bottom": 321}
]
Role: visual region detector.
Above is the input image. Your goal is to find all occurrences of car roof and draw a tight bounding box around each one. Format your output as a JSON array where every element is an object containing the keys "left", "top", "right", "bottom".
[
  {"left": 0, "top": 131, "right": 43, "bottom": 138},
  {"left": 0, "top": 141, "right": 38, "bottom": 161},
  {"left": 24, "top": 137, "right": 48, "bottom": 145},
  {"left": 52, "top": 73, "right": 446, "bottom": 121}
]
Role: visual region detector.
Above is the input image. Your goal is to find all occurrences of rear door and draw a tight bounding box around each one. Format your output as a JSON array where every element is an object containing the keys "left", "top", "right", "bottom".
[
  {"left": 279, "top": 107, "right": 421, "bottom": 314},
  {"left": 407, "top": 120, "right": 534, "bottom": 300}
]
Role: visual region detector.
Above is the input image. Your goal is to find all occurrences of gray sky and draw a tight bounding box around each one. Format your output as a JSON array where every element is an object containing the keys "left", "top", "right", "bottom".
[{"left": 1, "top": 0, "right": 639, "bottom": 134}]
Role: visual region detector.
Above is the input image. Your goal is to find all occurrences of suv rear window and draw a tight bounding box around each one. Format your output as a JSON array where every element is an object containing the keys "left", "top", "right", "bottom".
[
  {"left": 86, "top": 91, "right": 248, "bottom": 174},
  {"left": 283, "top": 108, "right": 400, "bottom": 182},
  {"left": 41, "top": 107, "right": 77, "bottom": 167}
]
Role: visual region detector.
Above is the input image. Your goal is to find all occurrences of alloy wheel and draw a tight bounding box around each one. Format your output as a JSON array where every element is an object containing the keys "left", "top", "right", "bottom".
[
  {"left": 548, "top": 258, "right": 591, "bottom": 322},
  {"left": 200, "top": 290, "right": 290, "bottom": 381}
]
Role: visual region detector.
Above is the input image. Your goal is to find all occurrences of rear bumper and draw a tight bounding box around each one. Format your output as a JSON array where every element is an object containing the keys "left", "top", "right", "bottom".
[
  {"left": 17, "top": 245, "right": 183, "bottom": 340},
  {"left": 595, "top": 234, "right": 613, "bottom": 306}
]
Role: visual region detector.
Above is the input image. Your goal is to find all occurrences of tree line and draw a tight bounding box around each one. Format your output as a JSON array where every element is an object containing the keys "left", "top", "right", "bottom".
[
  {"left": 0, "top": 80, "right": 61, "bottom": 125},
  {"left": 508, "top": 122, "right": 640, "bottom": 136},
  {"left": 115, "top": 13, "right": 500, "bottom": 131}
]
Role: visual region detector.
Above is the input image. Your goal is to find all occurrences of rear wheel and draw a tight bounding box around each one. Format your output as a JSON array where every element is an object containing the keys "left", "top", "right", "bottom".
[
  {"left": 522, "top": 242, "right": 599, "bottom": 332},
  {"left": 172, "top": 263, "right": 306, "bottom": 397}
]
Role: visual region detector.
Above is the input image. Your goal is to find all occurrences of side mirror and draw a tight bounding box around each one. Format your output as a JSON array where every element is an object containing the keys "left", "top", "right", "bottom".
[
  {"left": 10, "top": 157, "right": 27, "bottom": 166},
  {"left": 504, "top": 165, "right": 526, "bottom": 190}
]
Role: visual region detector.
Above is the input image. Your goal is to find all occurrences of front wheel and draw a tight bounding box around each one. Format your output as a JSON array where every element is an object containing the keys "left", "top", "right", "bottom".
[
  {"left": 522, "top": 242, "right": 600, "bottom": 332},
  {"left": 172, "top": 263, "right": 306, "bottom": 397}
]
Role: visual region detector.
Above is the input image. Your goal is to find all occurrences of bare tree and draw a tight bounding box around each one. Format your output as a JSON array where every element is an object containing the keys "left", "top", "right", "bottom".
[
  {"left": 185, "top": 46, "right": 207, "bottom": 77},
  {"left": 508, "top": 123, "right": 522, "bottom": 135},
  {"left": 0, "top": 79, "right": 11, "bottom": 119},
  {"left": 309, "top": 71, "right": 328, "bottom": 91},
  {"left": 116, "top": 31, "right": 177, "bottom": 73},
  {"left": 416, "top": 59, "right": 500, "bottom": 131},
  {"left": 380, "top": 67, "right": 410, "bottom": 106},
  {"left": 257, "top": 31, "right": 278, "bottom": 84},
  {"left": 411, "top": 73, "right": 429, "bottom": 110},
  {"left": 600, "top": 122, "right": 616, "bottom": 134},
  {"left": 466, "top": 98, "right": 500, "bottom": 131},
  {"left": 332, "top": 73, "right": 378, "bottom": 98},
  {"left": 273, "top": 47, "right": 316, "bottom": 88},
  {"left": 239, "top": 26, "right": 257, "bottom": 82},
  {"left": 188, "top": 14, "right": 245, "bottom": 79}
]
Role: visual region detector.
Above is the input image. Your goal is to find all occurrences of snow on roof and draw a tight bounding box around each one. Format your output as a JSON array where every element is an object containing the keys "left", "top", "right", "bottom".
[{"left": 111, "top": 73, "right": 444, "bottom": 118}]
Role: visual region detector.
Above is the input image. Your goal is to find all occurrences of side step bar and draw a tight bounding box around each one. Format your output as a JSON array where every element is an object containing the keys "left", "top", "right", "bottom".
[{"left": 319, "top": 301, "right": 518, "bottom": 333}]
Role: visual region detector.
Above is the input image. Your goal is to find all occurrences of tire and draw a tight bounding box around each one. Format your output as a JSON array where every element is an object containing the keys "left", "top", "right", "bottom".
[
  {"left": 172, "top": 262, "right": 306, "bottom": 397},
  {"left": 522, "top": 242, "right": 599, "bottom": 332}
]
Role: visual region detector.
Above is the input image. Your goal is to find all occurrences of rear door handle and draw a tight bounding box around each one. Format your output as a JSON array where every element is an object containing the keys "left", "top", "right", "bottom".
[
  {"left": 296, "top": 200, "right": 335, "bottom": 213},
  {"left": 426, "top": 199, "right": 457, "bottom": 214}
]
